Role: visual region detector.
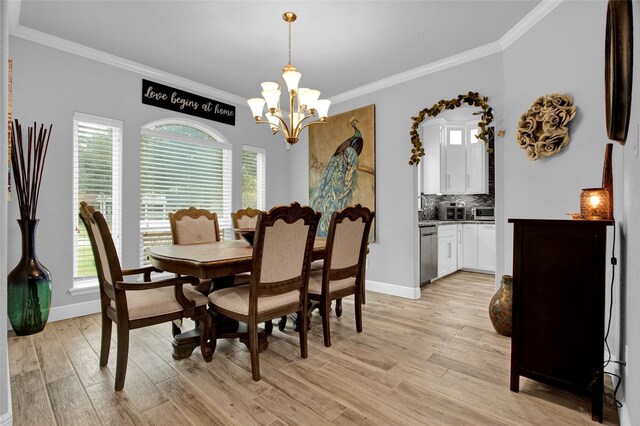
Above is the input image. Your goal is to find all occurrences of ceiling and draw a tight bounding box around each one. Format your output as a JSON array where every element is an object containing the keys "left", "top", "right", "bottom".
[{"left": 15, "top": 1, "right": 541, "bottom": 101}]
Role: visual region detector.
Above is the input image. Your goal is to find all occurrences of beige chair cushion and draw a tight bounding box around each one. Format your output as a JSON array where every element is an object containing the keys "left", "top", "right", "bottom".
[
  {"left": 208, "top": 285, "right": 300, "bottom": 316},
  {"left": 331, "top": 218, "right": 366, "bottom": 270},
  {"left": 112, "top": 286, "right": 208, "bottom": 320},
  {"left": 174, "top": 215, "right": 218, "bottom": 244},
  {"left": 259, "top": 219, "right": 309, "bottom": 283},
  {"left": 307, "top": 269, "right": 356, "bottom": 295}
]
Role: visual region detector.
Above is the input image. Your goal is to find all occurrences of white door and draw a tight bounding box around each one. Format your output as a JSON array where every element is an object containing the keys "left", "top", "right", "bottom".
[{"left": 437, "top": 225, "right": 458, "bottom": 277}]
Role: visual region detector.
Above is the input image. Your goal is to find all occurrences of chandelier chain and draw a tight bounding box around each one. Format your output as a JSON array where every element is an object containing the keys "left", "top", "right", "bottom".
[{"left": 288, "top": 19, "right": 292, "bottom": 65}]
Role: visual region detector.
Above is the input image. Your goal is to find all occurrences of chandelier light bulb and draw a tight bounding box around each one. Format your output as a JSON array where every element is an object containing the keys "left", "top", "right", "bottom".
[{"left": 247, "top": 98, "right": 266, "bottom": 119}]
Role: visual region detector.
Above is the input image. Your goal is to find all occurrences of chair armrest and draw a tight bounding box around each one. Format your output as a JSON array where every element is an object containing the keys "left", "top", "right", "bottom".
[
  {"left": 121, "top": 265, "right": 163, "bottom": 282},
  {"left": 115, "top": 275, "right": 198, "bottom": 291},
  {"left": 115, "top": 275, "right": 199, "bottom": 310}
]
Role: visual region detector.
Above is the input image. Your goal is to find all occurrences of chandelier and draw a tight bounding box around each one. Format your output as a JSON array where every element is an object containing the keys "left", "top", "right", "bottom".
[{"left": 247, "top": 12, "right": 330, "bottom": 145}]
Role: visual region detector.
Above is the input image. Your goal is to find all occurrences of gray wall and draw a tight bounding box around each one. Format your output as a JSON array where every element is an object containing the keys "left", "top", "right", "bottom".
[
  {"left": 288, "top": 54, "right": 504, "bottom": 292},
  {"left": 8, "top": 36, "right": 293, "bottom": 313},
  {"left": 501, "top": 0, "right": 636, "bottom": 422}
]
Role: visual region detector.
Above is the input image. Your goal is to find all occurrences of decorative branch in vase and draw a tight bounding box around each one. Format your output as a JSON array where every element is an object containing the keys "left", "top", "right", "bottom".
[{"left": 8, "top": 119, "right": 54, "bottom": 336}]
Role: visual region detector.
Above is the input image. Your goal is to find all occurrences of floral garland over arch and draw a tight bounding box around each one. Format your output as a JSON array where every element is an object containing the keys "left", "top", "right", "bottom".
[
  {"left": 516, "top": 93, "right": 576, "bottom": 160},
  {"left": 409, "top": 92, "right": 494, "bottom": 165}
]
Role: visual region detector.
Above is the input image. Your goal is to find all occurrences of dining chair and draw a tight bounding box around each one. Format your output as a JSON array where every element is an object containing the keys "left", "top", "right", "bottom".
[
  {"left": 209, "top": 202, "right": 320, "bottom": 381},
  {"left": 170, "top": 206, "right": 250, "bottom": 292},
  {"left": 231, "top": 207, "right": 261, "bottom": 239},
  {"left": 79, "top": 202, "right": 213, "bottom": 391},
  {"left": 308, "top": 204, "right": 374, "bottom": 347}
]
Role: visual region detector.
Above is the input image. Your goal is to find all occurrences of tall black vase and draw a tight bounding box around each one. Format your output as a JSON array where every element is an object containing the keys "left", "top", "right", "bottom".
[{"left": 7, "top": 219, "right": 52, "bottom": 335}]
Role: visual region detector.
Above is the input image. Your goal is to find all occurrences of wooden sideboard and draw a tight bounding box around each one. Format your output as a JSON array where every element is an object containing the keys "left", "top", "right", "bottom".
[{"left": 509, "top": 219, "right": 613, "bottom": 423}]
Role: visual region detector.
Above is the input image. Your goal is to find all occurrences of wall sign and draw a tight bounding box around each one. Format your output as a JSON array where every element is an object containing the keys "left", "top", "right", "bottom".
[{"left": 142, "top": 79, "right": 236, "bottom": 126}]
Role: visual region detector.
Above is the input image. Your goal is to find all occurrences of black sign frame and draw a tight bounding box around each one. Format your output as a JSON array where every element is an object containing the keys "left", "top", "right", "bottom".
[{"left": 142, "top": 79, "right": 236, "bottom": 126}]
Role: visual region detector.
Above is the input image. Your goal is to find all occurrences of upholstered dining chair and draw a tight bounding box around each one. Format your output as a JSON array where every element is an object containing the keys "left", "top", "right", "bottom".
[
  {"left": 308, "top": 204, "right": 374, "bottom": 347},
  {"left": 79, "top": 202, "right": 213, "bottom": 391},
  {"left": 169, "top": 207, "right": 250, "bottom": 293},
  {"left": 231, "top": 207, "right": 261, "bottom": 239},
  {"left": 209, "top": 202, "right": 320, "bottom": 381}
]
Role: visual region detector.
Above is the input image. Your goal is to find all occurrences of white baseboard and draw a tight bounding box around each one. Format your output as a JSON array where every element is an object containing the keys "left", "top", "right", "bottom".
[
  {"left": 0, "top": 411, "right": 11, "bottom": 426},
  {"left": 619, "top": 404, "right": 631, "bottom": 426},
  {"left": 48, "top": 299, "right": 101, "bottom": 323},
  {"left": 365, "top": 280, "right": 421, "bottom": 300}
]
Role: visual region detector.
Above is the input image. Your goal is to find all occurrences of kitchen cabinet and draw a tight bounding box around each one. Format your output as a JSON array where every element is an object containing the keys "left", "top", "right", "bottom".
[
  {"left": 421, "top": 117, "right": 488, "bottom": 195},
  {"left": 462, "top": 223, "right": 495, "bottom": 272},
  {"left": 437, "top": 225, "right": 457, "bottom": 277},
  {"left": 456, "top": 224, "right": 463, "bottom": 269},
  {"left": 509, "top": 219, "right": 612, "bottom": 422}
]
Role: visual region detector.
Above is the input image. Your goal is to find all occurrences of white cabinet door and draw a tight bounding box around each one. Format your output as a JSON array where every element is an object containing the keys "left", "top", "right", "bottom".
[
  {"left": 422, "top": 122, "right": 442, "bottom": 194},
  {"left": 456, "top": 224, "right": 463, "bottom": 269},
  {"left": 437, "top": 225, "right": 457, "bottom": 277},
  {"left": 443, "top": 126, "right": 466, "bottom": 194},
  {"left": 477, "top": 224, "right": 496, "bottom": 272},
  {"left": 462, "top": 224, "right": 478, "bottom": 269},
  {"left": 466, "top": 125, "right": 488, "bottom": 194}
]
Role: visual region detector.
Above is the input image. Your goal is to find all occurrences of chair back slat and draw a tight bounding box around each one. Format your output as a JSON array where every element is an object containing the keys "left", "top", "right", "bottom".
[
  {"left": 251, "top": 203, "right": 320, "bottom": 299},
  {"left": 170, "top": 207, "right": 220, "bottom": 244},
  {"left": 79, "top": 202, "right": 123, "bottom": 300}
]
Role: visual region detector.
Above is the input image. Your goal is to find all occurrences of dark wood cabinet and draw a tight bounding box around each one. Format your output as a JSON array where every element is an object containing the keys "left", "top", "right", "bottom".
[{"left": 509, "top": 219, "right": 612, "bottom": 423}]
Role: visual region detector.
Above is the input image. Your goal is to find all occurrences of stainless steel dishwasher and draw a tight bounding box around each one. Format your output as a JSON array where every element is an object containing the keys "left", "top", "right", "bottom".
[{"left": 420, "top": 225, "right": 438, "bottom": 284}]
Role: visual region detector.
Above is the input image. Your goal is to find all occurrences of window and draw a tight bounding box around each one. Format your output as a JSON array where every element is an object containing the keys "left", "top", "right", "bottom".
[
  {"left": 140, "top": 120, "right": 232, "bottom": 264},
  {"left": 448, "top": 128, "right": 463, "bottom": 145},
  {"left": 73, "top": 113, "right": 122, "bottom": 286},
  {"left": 242, "top": 146, "right": 266, "bottom": 210},
  {"left": 469, "top": 126, "right": 479, "bottom": 144}
]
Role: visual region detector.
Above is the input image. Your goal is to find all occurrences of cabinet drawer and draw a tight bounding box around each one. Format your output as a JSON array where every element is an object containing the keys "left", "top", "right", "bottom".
[{"left": 437, "top": 225, "right": 457, "bottom": 238}]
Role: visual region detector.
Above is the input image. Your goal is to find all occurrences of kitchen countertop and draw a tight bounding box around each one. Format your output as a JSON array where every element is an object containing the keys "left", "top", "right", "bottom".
[{"left": 419, "top": 220, "right": 495, "bottom": 227}]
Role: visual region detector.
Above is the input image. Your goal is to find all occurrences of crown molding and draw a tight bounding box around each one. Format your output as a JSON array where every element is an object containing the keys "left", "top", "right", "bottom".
[
  {"left": 329, "top": 41, "right": 502, "bottom": 105},
  {"left": 329, "top": 0, "right": 564, "bottom": 105},
  {"left": 8, "top": 23, "right": 247, "bottom": 107},
  {"left": 498, "top": 0, "right": 563, "bottom": 50},
  {"left": 7, "top": 0, "right": 563, "bottom": 108}
]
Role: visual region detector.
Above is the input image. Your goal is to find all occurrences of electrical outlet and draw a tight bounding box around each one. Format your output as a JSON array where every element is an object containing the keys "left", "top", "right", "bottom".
[{"left": 626, "top": 345, "right": 629, "bottom": 378}]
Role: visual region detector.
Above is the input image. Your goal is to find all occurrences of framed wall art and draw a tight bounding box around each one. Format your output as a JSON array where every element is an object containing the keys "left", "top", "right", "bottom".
[{"left": 309, "top": 104, "right": 376, "bottom": 241}]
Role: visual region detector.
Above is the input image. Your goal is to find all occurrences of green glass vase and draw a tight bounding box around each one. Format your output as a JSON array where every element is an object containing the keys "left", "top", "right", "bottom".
[{"left": 7, "top": 219, "right": 52, "bottom": 335}]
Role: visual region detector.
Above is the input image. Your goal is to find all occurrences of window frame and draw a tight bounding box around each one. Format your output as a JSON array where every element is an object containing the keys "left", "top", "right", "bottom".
[
  {"left": 72, "top": 112, "right": 123, "bottom": 289},
  {"left": 139, "top": 119, "right": 232, "bottom": 265},
  {"left": 241, "top": 145, "right": 267, "bottom": 211}
]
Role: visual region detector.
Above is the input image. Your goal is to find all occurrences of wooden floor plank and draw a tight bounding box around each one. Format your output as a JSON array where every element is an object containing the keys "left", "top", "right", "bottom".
[
  {"left": 7, "top": 271, "right": 620, "bottom": 425},
  {"left": 10, "top": 370, "right": 56, "bottom": 426}
]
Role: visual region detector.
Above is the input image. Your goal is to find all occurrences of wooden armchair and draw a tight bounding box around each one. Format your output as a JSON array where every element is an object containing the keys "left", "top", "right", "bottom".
[
  {"left": 79, "top": 202, "right": 212, "bottom": 391},
  {"left": 209, "top": 202, "right": 320, "bottom": 380},
  {"left": 308, "top": 205, "right": 374, "bottom": 347}
]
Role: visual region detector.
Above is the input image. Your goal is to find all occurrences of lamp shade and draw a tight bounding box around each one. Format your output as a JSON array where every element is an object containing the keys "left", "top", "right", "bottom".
[
  {"left": 305, "top": 89, "right": 321, "bottom": 111},
  {"left": 261, "top": 81, "right": 279, "bottom": 91},
  {"left": 316, "top": 99, "right": 331, "bottom": 119},
  {"left": 247, "top": 98, "right": 265, "bottom": 118},
  {"left": 266, "top": 112, "right": 281, "bottom": 131},
  {"left": 262, "top": 88, "right": 281, "bottom": 110},
  {"left": 580, "top": 188, "right": 611, "bottom": 220},
  {"left": 283, "top": 70, "right": 302, "bottom": 92}
]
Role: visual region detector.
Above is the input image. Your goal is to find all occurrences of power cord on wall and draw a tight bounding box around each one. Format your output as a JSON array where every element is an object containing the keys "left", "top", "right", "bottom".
[{"left": 603, "top": 219, "right": 623, "bottom": 408}]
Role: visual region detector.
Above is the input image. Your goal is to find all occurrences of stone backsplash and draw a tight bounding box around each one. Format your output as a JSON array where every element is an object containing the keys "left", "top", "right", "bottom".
[{"left": 419, "top": 136, "right": 495, "bottom": 221}]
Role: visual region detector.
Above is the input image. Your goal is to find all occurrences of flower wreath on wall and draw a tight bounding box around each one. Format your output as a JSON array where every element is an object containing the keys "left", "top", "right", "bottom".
[
  {"left": 409, "top": 92, "right": 493, "bottom": 165},
  {"left": 516, "top": 93, "right": 577, "bottom": 161}
]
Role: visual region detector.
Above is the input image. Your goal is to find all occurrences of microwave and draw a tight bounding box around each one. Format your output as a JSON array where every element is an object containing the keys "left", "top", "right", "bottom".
[{"left": 472, "top": 207, "right": 495, "bottom": 221}]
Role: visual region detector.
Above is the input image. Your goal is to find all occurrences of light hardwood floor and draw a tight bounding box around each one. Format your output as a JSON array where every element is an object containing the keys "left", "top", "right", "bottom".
[{"left": 8, "top": 271, "right": 620, "bottom": 425}]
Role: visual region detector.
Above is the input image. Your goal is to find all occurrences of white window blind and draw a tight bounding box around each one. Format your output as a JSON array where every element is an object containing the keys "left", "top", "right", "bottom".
[
  {"left": 73, "top": 113, "right": 122, "bottom": 285},
  {"left": 140, "top": 124, "right": 232, "bottom": 265},
  {"left": 242, "top": 146, "right": 266, "bottom": 210}
]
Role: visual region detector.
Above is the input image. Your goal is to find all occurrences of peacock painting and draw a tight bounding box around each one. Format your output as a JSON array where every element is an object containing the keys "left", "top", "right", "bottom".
[{"left": 309, "top": 105, "right": 376, "bottom": 240}]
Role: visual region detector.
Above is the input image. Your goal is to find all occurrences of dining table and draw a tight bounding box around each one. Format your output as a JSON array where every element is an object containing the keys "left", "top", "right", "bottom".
[{"left": 146, "top": 237, "right": 327, "bottom": 359}]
